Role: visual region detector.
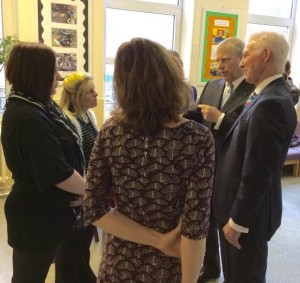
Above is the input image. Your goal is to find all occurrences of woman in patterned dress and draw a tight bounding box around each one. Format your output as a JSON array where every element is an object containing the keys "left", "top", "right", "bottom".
[
  {"left": 58, "top": 72, "right": 99, "bottom": 283},
  {"left": 84, "top": 38, "right": 215, "bottom": 282}
]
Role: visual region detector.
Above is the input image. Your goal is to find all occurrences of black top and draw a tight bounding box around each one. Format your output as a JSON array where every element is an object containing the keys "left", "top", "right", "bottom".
[
  {"left": 1, "top": 97, "right": 84, "bottom": 252},
  {"left": 77, "top": 117, "right": 98, "bottom": 173}
]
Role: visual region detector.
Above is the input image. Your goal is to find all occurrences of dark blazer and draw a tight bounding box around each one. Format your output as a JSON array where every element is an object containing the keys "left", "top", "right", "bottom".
[
  {"left": 213, "top": 77, "right": 297, "bottom": 240},
  {"left": 184, "top": 78, "right": 255, "bottom": 152}
]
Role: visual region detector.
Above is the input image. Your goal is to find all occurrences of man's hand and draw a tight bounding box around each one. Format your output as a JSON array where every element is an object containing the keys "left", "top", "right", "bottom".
[
  {"left": 223, "top": 222, "right": 242, "bottom": 249},
  {"left": 157, "top": 219, "right": 182, "bottom": 258},
  {"left": 198, "top": 104, "right": 222, "bottom": 123}
]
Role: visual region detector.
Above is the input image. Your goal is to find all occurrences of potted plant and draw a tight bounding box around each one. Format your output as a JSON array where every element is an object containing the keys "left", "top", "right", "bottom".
[{"left": 0, "top": 35, "right": 19, "bottom": 72}]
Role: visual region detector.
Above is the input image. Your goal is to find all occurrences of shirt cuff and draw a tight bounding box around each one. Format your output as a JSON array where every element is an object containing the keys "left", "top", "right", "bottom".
[
  {"left": 229, "top": 218, "right": 249, "bottom": 233},
  {"left": 214, "top": 112, "right": 225, "bottom": 130}
]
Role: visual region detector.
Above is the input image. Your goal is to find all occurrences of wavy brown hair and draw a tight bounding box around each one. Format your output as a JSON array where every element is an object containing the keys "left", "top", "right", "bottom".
[
  {"left": 111, "top": 37, "right": 191, "bottom": 135},
  {"left": 5, "top": 42, "right": 56, "bottom": 103}
]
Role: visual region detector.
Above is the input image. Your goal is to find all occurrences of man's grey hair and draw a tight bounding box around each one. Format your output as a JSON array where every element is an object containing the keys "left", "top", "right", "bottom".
[
  {"left": 248, "top": 31, "right": 289, "bottom": 72},
  {"left": 216, "top": 37, "right": 245, "bottom": 58}
]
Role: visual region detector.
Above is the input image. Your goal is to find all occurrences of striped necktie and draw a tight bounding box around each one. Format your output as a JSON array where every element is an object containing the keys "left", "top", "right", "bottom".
[{"left": 244, "top": 92, "right": 257, "bottom": 108}]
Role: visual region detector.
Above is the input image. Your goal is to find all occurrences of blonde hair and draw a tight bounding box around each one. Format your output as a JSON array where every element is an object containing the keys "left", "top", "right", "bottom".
[{"left": 60, "top": 72, "right": 94, "bottom": 115}]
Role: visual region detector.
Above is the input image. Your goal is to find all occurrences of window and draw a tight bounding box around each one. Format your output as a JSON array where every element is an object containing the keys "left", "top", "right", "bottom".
[
  {"left": 248, "top": 0, "right": 294, "bottom": 18},
  {"left": 246, "top": 0, "right": 296, "bottom": 43},
  {"left": 104, "top": 0, "right": 183, "bottom": 115}
]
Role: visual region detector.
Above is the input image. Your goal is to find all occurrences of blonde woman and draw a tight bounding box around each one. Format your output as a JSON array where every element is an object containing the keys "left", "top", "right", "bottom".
[
  {"left": 60, "top": 72, "right": 98, "bottom": 172},
  {"left": 58, "top": 72, "right": 98, "bottom": 283}
]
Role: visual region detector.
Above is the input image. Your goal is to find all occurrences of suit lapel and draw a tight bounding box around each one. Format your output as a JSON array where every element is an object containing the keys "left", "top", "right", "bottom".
[
  {"left": 237, "top": 77, "right": 286, "bottom": 123},
  {"left": 198, "top": 79, "right": 225, "bottom": 108},
  {"left": 224, "top": 91, "right": 262, "bottom": 140},
  {"left": 221, "top": 80, "right": 253, "bottom": 112},
  {"left": 223, "top": 78, "right": 284, "bottom": 141},
  {"left": 223, "top": 77, "right": 286, "bottom": 140},
  {"left": 214, "top": 80, "right": 225, "bottom": 108}
]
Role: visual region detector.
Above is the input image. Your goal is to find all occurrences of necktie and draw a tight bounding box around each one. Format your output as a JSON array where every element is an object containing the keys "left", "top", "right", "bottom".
[
  {"left": 244, "top": 92, "right": 257, "bottom": 108},
  {"left": 221, "top": 82, "right": 233, "bottom": 107}
]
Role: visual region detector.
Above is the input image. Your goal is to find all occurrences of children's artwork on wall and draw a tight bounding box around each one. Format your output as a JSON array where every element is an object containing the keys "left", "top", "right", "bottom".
[
  {"left": 199, "top": 10, "right": 239, "bottom": 83},
  {"left": 52, "top": 28, "right": 77, "bottom": 48},
  {"left": 38, "top": 0, "right": 88, "bottom": 78},
  {"left": 56, "top": 53, "right": 77, "bottom": 72},
  {"left": 51, "top": 3, "right": 77, "bottom": 24}
]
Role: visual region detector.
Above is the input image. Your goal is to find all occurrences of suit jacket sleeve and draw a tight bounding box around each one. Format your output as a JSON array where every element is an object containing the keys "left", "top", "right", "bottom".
[{"left": 197, "top": 82, "right": 210, "bottom": 105}]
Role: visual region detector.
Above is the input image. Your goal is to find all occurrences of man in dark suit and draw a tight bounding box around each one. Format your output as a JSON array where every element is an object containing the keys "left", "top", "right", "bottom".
[
  {"left": 213, "top": 31, "right": 297, "bottom": 283},
  {"left": 184, "top": 38, "right": 255, "bottom": 283}
]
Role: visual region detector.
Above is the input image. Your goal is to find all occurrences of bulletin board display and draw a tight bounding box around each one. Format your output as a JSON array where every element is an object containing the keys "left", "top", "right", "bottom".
[{"left": 200, "top": 11, "right": 239, "bottom": 83}]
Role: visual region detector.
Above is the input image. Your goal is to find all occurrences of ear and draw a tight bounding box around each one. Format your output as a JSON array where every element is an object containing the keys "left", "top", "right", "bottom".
[{"left": 262, "top": 48, "right": 271, "bottom": 62}]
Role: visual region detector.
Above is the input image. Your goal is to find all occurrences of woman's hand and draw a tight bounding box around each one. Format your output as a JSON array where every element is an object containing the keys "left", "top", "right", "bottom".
[
  {"left": 91, "top": 209, "right": 182, "bottom": 257},
  {"left": 157, "top": 219, "right": 182, "bottom": 258}
]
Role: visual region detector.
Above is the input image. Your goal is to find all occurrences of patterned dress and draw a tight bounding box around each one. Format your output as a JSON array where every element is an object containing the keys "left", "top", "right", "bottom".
[{"left": 84, "top": 118, "right": 215, "bottom": 282}]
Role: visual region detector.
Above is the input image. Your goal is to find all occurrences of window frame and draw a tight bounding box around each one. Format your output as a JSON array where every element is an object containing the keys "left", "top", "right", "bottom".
[
  {"left": 247, "top": 0, "right": 297, "bottom": 45},
  {"left": 104, "top": 0, "right": 183, "bottom": 113},
  {"left": 105, "top": 0, "right": 183, "bottom": 62}
]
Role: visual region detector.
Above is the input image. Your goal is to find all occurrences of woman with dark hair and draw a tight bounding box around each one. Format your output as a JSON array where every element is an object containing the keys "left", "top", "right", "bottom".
[
  {"left": 84, "top": 37, "right": 215, "bottom": 282},
  {"left": 1, "top": 42, "right": 86, "bottom": 282}
]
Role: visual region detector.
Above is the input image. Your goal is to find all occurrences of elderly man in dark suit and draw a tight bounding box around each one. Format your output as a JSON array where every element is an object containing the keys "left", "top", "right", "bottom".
[
  {"left": 213, "top": 31, "right": 297, "bottom": 283},
  {"left": 184, "top": 37, "right": 255, "bottom": 283}
]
